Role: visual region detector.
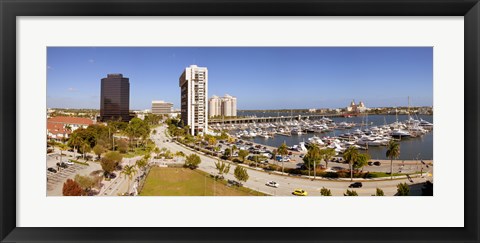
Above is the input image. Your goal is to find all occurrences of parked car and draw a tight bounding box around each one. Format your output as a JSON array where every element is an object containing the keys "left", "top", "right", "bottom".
[
  {"left": 56, "top": 162, "right": 68, "bottom": 168},
  {"left": 292, "top": 189, "right": 308, "bottom": 196},
  {"left": 373, "top": 161, "right": 381, "bottom": 166},
  {"left": 47, "top": 167, "right": 57, "bottom": 173},
  {"left": 266, "top": 181, "right": 279, "bottom": 188},
  {"left": 65, "top": 160, "right": 74, "bottom": 165},
  {"left": 227, "top": 179, "right": 242, "bottom": 187},
  {"left": 104, "top": 172, "right": 117, "bottom": 179},
  {"left": 349, "top": 182, "right": 363, "bottom": 188},
  {"left": 368, "top": 161, "right": 373, "bottom": 166}
]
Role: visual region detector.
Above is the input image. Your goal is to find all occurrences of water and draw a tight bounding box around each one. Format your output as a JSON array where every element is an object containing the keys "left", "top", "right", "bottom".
[{"left": 235, "top": 114, "right": 433, "bottom": 160}]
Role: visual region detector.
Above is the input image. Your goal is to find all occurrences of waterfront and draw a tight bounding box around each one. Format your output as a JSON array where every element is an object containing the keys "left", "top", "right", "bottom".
[{"left": 234, "top": 114, "right": 433, "bottom": 160}]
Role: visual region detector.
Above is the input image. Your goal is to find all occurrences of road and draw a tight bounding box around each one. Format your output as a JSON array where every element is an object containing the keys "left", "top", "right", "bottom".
[{"left": 151, "top": 125, "right": 432, "bottom": 196}]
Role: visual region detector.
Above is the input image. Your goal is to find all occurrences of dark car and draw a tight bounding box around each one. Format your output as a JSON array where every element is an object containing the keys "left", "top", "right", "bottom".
[
  {"left": 373, "top": 161, "right": 381, "bottom": 166},
  {"left": 367, "top": 161, "right": 373, "bottom": 166},
  {"left": 349, "top": 182, "right": 363, "bottom": 188},
  {"left": 47, "top": 167, "right": 57, "bottom": 173},
  {"left": 104, "top": 172, "right": 117, "bottom": 179},
  {"left": 227, "top": 179, "right": 242, "bottom": 187},
  {"left": 56, "top": 162, "right": 68, "bottom": 168}
]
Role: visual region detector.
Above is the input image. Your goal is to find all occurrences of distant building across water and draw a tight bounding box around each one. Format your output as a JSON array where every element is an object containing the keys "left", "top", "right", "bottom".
[{"left": 209, "top": 94, "right": 237, "bottom": 117}]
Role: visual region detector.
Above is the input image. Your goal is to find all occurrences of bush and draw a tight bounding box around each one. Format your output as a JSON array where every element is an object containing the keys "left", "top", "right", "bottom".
[
  {"left": 320, "top": 187, "right": 332, "bottom": 196},
  {"left": 344, "top": 189, "right": 358, "bottom": 196},
  {"left": 396, "top": 182, "right": 410, "bottom": 196},
  {"left": 184, "top": 154, "right": 201, "bottom": 169}
]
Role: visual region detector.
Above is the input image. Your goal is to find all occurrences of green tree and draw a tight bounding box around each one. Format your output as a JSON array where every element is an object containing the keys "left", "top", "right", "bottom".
[
  {"left": 74, "top": 174, "right": 98, "bottom": 191},
  {"left": 125, "top": 118, "right": 150, "bottom": 148},
  {"left": 214, "top": 160, "right": 231, "bottom": 179},
  {"left": 58, "top": 143, "right": 69, "bottom": 163},
  {"left": 121, "top": 165, "right": 137, "bottom": 194},
  {"left": 223, "top": 148, "right": 232, "bottom": 159},
  {"left": 79, "top": 141, "right": 91, "bottom": 160},
  {"left": 231, "top": 145, "right": 238, "bottom": 154},
  {"left": 343, "top": 146, "right": 359, "bottom": 181},
  {"left": 62, "top": 179, "right": 84, "bottom": 196},
  {"left": 154, "top": 147, "right": 161, "bottom": 158},
  {"left": 303, "top": 144, "right": 321, "bottom": 178},
  {"left": 67, "top": 132, "right": 83, "bottom": 160},
  {"left": 135, "top": 158, "right": 148, "bottom": 171},
  {"left": 319, "top": 148, "right": 336, "bottom": 169},
  {"left": 185, "top": 154, "right": 201, "bottom": 169},
  {"left": 117, "top": 139, "right": 129, "bottom": 153},
  {"left": 277, "top": 142, "right": 289, "bottom": 173},
  {"left": 344, "top": 189, "right": 358, "bottom": 196},
  {"left": 396, "top": 182, "right": 410, "bottom": 196},
  {"left": 208, "top": 137, "right": 217, "bottom": 147},
  {"left": 320, "top": 187, "right": 332, "bottom": 196},
  {"left": 93, "top": 144, "right": 105, "bottom": 160},
  {"left": 386, "top": 140, "right": 401, "bottom": 180},
  {"left": 234, "top": 165, "right": 249, "bottom": 185},
  {"left": 373, "top": 188, "right": 384, "bottom": 196},
  {"left": 353, "top": 153, "right": 370, "bottom": 171},
  {"left": 238, "top": 149, "right": 249, "bottom": 163},
  {"left": 101, "top": 151, "right": 123, "bottom": 174}
]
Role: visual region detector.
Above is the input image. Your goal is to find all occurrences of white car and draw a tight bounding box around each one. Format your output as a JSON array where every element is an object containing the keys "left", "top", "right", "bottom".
[
  {"left": 65, "top": 160, "right": 74, "bottom": 165},
  {"left": 266, "top": 181, "right": 279, "bottom": 188}
]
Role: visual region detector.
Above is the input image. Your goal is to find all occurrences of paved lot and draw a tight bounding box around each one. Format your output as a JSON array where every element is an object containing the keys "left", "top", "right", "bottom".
[
  {"left": 46, "top": 151, "right": 102, "bottom": 196},
  {"left": 47, "top": 163, "right": 88, "bottom": 191}
]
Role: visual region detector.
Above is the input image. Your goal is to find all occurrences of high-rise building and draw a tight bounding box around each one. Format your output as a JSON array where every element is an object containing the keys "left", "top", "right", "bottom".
[
  {"left": 179, "top": 65, "right": 208, "bottom": 135},
  {"left": 151, "top": 100, "right": 173, "bottom": 115},
  {"left": 100, "top": 74, "right": 130, "bottom": 122},
  {"left": 209, "top": 94, "right": 237, "bottom": 117},
  {"left": 208, "top": 95, "right": 222, "bottom": 117},
  {"left": 222, "top": 94, "right": 237, "bottom": 117}
]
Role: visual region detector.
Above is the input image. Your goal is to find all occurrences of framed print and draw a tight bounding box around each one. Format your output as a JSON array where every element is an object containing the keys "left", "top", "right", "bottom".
[{"left": 1, "top": 0, "right": 479, "bottom": 242}]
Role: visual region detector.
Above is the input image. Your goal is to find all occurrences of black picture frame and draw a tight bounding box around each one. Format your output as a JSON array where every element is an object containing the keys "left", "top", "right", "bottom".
[{"left": 1, "top": 0, "right": 479, "bottom": 242}]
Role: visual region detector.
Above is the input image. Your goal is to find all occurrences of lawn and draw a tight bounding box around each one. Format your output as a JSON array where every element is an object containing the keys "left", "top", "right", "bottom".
[
  {"left": 123, "top": 148, "right": 148, "bottom": 158},
  {"left": 139, "top": 167, "right": 266, "bottom": 196}
]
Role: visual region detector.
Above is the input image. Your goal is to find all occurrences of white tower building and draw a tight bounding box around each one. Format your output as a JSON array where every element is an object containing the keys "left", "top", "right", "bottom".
[{"left": 179, "top": 65, "right": 208, "bottom": 135}]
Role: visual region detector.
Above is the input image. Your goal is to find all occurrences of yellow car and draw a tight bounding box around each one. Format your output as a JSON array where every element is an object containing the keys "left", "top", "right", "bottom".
[{"left": 292, "top": 189, "right": 308, "bottom": 196}]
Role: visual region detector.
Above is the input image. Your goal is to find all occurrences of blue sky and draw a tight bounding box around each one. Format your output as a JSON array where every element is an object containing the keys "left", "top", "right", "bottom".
[{"left": 47, "top": 47, "right": 433, "bottom": 110}]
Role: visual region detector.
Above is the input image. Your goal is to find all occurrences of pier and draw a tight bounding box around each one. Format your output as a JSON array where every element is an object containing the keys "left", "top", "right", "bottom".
[{"left": 209, "top": 114, "right": 348, "bottom": 125}]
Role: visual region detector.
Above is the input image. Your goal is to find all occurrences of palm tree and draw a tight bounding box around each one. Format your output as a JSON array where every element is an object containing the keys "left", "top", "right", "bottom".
[
  {"left": 304, "top": 144, "right": 321, "bottom": 179},
  {"left": 154, "top": 147, "right": 160, "bottom": 159},
  {"left": 386, "top": 140, "right": 400, "bottom": 180},
  {"left": 68, "top": 133, "right": 83, "bottom": 160},
  {"left": 277, "top": 142, "right": 288, "bottom": 174},
  {"left": 343, "top": 146, "right": 359, "bottom": 182},
  {"left": 121, "top": 165, "right": 137, "bottom": 194},
  {"left": 320, "top": 148, "right": 336, "bottom": 170},
  {"left": 58, "top": 143, "right": 69, "bottom": 163}
]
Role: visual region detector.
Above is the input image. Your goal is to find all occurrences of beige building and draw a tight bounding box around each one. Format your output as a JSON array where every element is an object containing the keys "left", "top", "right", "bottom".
[
  {"left": 209, "top": 94, "right": 237, "bottom": 117},
  {"left": 179, "top": 65, "right": 208, "bottom": 135},
  {"left": 151, "top": 100, "right": 173, "bottom": 115},
  {"left": 208, "top": 95, "right": 222, "bottom": 117},
  {"left": 346, "top": 100, "right": 368, "bottom": 113}
]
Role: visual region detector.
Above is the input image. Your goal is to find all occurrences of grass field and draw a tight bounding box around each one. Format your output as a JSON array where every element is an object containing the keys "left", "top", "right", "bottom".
[{"left": 139, "top": 167, "right": 267, "bottom": 196}]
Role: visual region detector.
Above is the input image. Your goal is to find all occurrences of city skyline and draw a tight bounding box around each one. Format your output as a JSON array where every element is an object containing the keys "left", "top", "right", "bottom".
[{"left": 47, "top": 47, "right": 433, "bottom": 110}]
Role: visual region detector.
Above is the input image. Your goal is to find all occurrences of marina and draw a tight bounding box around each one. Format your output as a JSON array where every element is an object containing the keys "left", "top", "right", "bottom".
[{"left": 209, "top": 114, "right": 433, "bottom": 160}]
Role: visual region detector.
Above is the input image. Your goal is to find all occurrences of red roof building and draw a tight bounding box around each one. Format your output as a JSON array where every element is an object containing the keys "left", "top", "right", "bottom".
[{"left": 47, "top": 116, "right": 94, "bottom": 141}]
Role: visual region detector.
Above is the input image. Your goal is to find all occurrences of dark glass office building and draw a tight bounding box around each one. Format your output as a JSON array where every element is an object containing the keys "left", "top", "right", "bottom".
[{"left": 100, "top": 74, "right": 131, "bottom": 122}]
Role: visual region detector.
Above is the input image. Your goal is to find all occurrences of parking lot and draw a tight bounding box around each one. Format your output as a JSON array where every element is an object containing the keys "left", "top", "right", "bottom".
[{"left": 47, "top": 163, "right": 88, "bottom": 191}]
